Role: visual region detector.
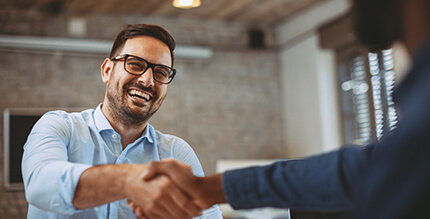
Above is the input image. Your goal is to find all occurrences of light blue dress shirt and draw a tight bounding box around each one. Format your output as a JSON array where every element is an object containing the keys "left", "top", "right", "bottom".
[{"left": 22, "top": 104, "right": 222, "bottom": 218}]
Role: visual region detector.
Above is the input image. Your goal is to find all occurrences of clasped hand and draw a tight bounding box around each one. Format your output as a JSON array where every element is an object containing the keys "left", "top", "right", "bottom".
[{"left": 126, "top": 159, "right": 219, "bottom": 219}]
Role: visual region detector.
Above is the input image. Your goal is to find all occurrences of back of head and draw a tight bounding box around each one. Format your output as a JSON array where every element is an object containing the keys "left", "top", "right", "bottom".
[
  {"left": 352, "top": 0, "right": 404, "bottom": 51},
  {"left": 109, "top": 24, "right": 176, "bottom": 65}
]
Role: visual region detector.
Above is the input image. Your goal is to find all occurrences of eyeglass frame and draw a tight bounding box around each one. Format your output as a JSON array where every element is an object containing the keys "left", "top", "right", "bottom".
[{"left": 110, "top": 54, "right": 176, "bottom": 84}]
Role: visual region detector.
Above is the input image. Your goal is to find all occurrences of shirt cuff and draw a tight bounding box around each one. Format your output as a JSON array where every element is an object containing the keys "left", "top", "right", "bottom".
[
  {"left": 58, "top": 163, "right": 92, "bottom": 213},
  {"left": 222, "top": 167, "right": 260, "bottom": 210}
]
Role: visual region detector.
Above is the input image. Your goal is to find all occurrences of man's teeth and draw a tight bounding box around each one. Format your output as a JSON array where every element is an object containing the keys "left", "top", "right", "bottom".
[{"left": 129, "top": 90, "right": 150, "bottom": 101}]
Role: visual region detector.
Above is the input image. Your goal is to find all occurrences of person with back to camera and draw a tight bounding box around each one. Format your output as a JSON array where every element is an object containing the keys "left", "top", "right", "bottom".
[{"left": 130, "top": 0, "right": 430, "bottom": 218}]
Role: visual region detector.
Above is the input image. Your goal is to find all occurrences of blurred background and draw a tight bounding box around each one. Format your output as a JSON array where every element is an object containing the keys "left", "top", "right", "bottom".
[{"left": 0, "top": 0, "right": 411, "bottom": 218}]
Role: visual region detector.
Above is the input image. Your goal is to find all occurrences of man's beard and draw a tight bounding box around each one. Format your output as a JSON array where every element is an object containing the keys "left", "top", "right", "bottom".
[
  {"left": 106, "top": 79, "right": 166, "bottom": 127},
  {"left": 352, "top": 0, "right": 404, "bottom": 52}
]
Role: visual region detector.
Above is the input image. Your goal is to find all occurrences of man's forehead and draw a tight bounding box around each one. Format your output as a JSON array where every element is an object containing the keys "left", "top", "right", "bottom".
[
  {"left": 123, "top": 36, "right": 168, "bottom": 49},
  {"left": 120, "top": 36, "right": 172, "bottom": 65}
]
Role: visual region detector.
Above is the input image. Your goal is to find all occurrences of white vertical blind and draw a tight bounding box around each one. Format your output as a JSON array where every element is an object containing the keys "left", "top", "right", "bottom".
[
  {"left": 339, "top": 48, "right": 397, "bottom": 145},
  {"left": 368, "top": 52, "right": 384, "bottom": 140},
  {"left": 382, "top": 49, "right": 398, "bottom": 131},
  {"left": 351, "top": 56, "right": 372, "bottom": 144}
]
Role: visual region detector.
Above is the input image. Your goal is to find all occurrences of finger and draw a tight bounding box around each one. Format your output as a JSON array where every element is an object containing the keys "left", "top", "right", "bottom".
[
  {"left": 127, "top": 200, "right": 145, "bottom": 218},
  {"left": 150, "top": 161, "right": 202, "bottom": 206},
  {"left": 141, "top": 159, "right": 189, "bottom": 181},
  {"left": 168, "top": 183, "right": 203, "bottom": 217},
  {"left": 141, "top": 176, "right": 193, "bottom": 219},
  {"left": 127, "top": 203, "right": 145, "bottom": 219},
  {"left": 140, "top": 162, "right": 157, "bottom": 181},
  {"left": 146, "top": 160, "right": 195, "bottom": 185},
  {"left": 144, "top": 197, "right": 188, "bottom": 219},
  {"left": 159, "top": 186, "right": 194, "bottom": 219},
  {"left": 139, "top": 161, "right": 204, "bottom": 217},
  {"left": 159, "top": 175, "right": 201, "bottom": 218},
  {"left": 127, "top": 200, "right": 137, "bottom": 211},
  {"left": 134, "top": 207, "right": 146, "bottom": 219},
  {"left": 136, "top": 207, "right": 146, "bottom": 219},
  {"left": 127, "top": 199, "right": 134, "bottom": 206}
]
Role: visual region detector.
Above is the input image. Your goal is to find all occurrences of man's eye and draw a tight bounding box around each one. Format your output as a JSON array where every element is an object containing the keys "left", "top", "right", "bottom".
[
  {"left": 127, "top": 62, "right": 145, "bottom": 71},
  {"left": 155, "top": 68, "right": 170, "bottom": 77}
]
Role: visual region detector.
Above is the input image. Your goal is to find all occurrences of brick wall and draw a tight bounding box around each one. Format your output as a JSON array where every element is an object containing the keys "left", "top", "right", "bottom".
[{"left": 0, "top": 9, "right": 284, "bottom": 218}]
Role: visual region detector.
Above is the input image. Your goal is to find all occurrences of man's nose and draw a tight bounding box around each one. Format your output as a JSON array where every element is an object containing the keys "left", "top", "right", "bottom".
[{"left": 137, "top": 67, "right": 155, "bottom": 86}]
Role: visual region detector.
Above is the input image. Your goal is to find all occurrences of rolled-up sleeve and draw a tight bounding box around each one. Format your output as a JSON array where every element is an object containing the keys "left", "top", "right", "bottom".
[{"left": 22, "top": 113, "right": 91, "bottom": 214}]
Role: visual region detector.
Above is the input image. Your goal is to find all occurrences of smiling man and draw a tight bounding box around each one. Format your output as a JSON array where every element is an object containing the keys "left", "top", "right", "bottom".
[{"left": 21, "top": 24, "right": 222, "bottom": 219}]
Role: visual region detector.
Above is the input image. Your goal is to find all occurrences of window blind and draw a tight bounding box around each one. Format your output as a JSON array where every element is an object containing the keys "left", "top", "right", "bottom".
[{"left": 339, "top": 49, "right": 397, "bottom": 145}]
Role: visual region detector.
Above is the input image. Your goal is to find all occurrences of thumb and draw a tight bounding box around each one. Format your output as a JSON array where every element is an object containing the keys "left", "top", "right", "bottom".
[{"left": 140, "top": 162, "right": 158, "bottom": 181}]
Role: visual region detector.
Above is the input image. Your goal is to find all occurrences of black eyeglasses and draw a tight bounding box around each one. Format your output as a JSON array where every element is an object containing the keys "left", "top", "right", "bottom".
[{"left": 111, "top": 54, "right": 176, "bottom": 84}]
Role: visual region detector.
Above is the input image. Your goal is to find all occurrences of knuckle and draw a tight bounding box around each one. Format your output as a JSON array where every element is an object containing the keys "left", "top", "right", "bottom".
[
  {"left": 146, "top": 201, "right": 157, "bottom": 212},
  {"left": 153, "top": 192, "right": 163, "bottom": 202},
  {"left": 159, "top": 176, "right": 173, "bottom": 187},
  {"left": 149, "top": 161, "right": 157, "bottom": 167},
  {"left": 178, "top": 199, "right": 189, "bottom": 209}
]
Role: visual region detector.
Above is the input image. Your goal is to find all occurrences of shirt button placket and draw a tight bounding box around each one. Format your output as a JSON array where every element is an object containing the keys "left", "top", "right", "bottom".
[{"left": 112, "top": 133, "right": 122, "bottom": 159}]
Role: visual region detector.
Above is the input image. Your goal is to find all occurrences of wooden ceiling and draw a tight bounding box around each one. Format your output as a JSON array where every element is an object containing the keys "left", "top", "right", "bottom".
[{"left": 2, "top": 0, "right": 326, "bottom": 25}]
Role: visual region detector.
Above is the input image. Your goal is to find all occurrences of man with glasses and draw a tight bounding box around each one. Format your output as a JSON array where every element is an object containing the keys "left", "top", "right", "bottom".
[{"left": 21, "top": 24, "right": 222, "bottom": 219}]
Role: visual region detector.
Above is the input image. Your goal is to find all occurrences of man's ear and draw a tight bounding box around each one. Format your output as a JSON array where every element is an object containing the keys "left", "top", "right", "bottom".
[{"left": 101, "top": 58, "right": 113, "bottom": 84}]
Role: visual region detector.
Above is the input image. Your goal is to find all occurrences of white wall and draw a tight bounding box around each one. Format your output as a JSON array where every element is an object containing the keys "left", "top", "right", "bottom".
[{"left": 276, "top": 0, "right": 350, "bottom": 157}]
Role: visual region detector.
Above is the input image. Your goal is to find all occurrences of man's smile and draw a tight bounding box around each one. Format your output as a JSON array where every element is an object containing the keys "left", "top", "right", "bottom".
[{"left": 128, "top": 89, "right": 152, "bottom": 102}]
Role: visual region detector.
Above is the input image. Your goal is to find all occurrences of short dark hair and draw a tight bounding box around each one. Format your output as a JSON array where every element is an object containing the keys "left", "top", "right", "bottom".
[{"left": 109, "top": 24, "right": 176, "bottom": 66}]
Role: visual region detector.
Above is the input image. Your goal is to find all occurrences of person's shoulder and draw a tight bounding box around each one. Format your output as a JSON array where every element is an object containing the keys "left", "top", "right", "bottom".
[
  {"left": 151, "top": 127, "right": 187, "bottom": 144},
  {"left": 44, "top": 108, "right": 93, "bottom": 117},
  {"left": 148, "top": 125, "right": 191, "bottom": 152},
  {"left": 42, "top": 108, "right": 95, "bottom": 126},
  {"left": 69, "top": 108, "right": 95, "bottom": 121}
]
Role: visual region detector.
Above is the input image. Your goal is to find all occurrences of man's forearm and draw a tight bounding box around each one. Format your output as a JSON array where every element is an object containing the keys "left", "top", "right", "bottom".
[
  {"left": 72, "top": 164, "right": 146, "bottom": 209},
  {"left": 73, "top": 163, "right": 203, "bottom": 218},
  {"left": 198, "top": 173, "right": 227, "bottom": 207}
]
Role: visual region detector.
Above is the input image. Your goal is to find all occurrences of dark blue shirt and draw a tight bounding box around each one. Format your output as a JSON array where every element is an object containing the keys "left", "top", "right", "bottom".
[{"left": 222, "top": 35, "right": 430, "bottom": 218}]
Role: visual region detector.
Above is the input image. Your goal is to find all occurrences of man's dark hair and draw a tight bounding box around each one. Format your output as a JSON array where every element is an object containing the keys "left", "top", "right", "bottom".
[
  {"left": 109, "top": 24, "right": 176, "bottom": 66},
  {"left": 352, "top": 0, "right": 403, "bottom": 51}
]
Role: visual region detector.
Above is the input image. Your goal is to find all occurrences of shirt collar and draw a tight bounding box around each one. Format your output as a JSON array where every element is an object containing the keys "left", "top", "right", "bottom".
[
  {"left": 94, "top": 103, "right": 155, "bottom": 144},
  {"left": 141, "top": 123, "right": 155, "bottom": 144},
  {"left": 94, "top": 104, "right": 113, "bottom": 132}
]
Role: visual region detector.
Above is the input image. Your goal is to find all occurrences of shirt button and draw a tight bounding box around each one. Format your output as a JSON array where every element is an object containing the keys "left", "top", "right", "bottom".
[
  {"left": 112, "top": 134, "right": 117, "bottom": 139},
  {"left": 118, "top": 155, "right": 123, "bottom": 160}
]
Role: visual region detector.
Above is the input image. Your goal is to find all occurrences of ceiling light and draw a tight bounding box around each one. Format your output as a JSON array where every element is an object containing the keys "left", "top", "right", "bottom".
[{"left": 172, "top": 0, "right": 201, "bottom": 9}]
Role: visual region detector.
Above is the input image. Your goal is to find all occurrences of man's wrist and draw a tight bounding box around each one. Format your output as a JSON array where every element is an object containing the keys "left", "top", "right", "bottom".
[
  {"left": 73, "top": 164, "right": 140, "bottom": 209},
  {"left": 122, "top": 164, "right": 148, "bottom": 198},
  {"left": 200, "top": 173, "right": 226, "bottom": 207}
]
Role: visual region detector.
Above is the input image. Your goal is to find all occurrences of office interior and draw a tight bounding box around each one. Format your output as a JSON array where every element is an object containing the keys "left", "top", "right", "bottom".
[{"left": 0, "top": 0, "right": 411, "bottom": 218}]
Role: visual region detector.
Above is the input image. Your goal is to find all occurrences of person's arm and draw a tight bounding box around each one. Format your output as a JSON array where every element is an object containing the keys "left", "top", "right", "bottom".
[
  {"left": 73, "top": 163, "right": 201, "bottom": 218},
  {"left": 22, "top": 113, "right": 201, "bottom": 218},
  {"left": 72, "top": 164, "right": 142, "bottom": 208},
  {"left": 220, "top": 148, "right": 361, "bottom": 211},
  {"left": 141, "top": 159, "right": 226, "bottom": 209},
  {"left": 142, "top": 145, "right": 367, "bottom": 212},
  {"left": 22, "top": 113, "right": 91, "bottom": 214}
]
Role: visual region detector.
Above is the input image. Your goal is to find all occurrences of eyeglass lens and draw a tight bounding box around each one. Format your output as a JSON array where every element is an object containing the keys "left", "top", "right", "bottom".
[{"left": 125, "top": 56, "right": 172, "bottom": 83}]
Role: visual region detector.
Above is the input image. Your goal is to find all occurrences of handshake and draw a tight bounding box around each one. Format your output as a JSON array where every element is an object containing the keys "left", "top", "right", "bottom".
[{"left": 126, "top": 159, "right": 226, "bottom": 219}]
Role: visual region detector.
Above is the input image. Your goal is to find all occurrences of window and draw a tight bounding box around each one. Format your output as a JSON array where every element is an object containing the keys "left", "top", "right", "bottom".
[
  {"left": 318, "top": 12, "right": 399, "bottom": 146},
  {"left": 337, "top": 47, "right": 397, "bottom": 145}
]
